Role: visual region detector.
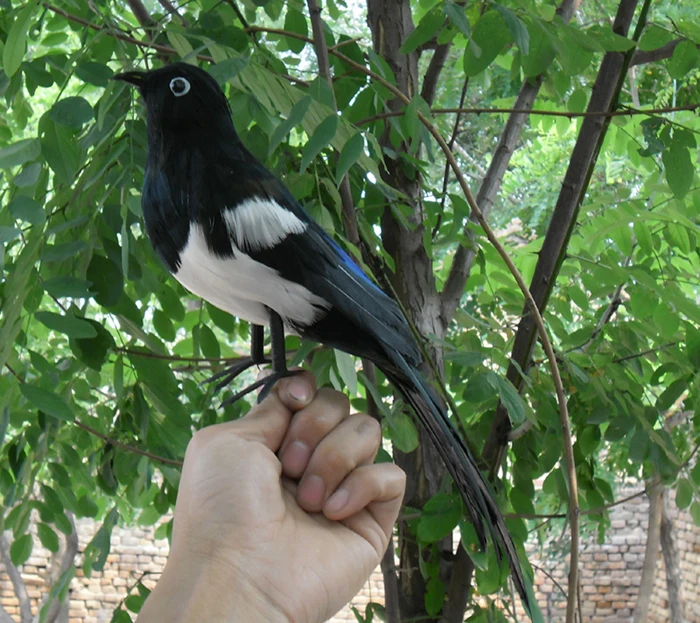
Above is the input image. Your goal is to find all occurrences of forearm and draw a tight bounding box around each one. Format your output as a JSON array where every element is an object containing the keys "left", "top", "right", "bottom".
[{"left": 137, "top": 551, "right": 288, "bottom": 623}]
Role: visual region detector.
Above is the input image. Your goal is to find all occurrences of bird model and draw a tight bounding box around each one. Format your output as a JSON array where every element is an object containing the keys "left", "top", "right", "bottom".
[{"left": 115, "top": 62, "right": 530, "bottom": 609}]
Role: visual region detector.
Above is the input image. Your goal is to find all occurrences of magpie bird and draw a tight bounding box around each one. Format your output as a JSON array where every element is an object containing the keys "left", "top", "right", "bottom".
[{"left": 114, "top": 62, "right": 529, "bottom": 609}]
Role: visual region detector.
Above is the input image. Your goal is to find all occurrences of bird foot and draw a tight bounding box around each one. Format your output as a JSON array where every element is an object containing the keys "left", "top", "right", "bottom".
[
  {"left": 201, "top": 356, "right": 271, "bottom": 393},
  {"left": 221, "top": 368, "right": 302, "bottom": 406}
]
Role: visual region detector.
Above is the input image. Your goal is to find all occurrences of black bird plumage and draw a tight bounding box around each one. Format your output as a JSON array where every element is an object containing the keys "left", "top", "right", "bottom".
[{"left": 115, "top": 62, "right": 530, "bottom": 610}]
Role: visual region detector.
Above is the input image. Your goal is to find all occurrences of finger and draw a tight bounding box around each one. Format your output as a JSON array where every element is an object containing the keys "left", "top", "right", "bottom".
[
  {"left": 274, "top": 370, "right": 317, "bottom": 411},
  {"left": 323, "top": 463, "right": 406, "bottom": 555},
  {"left": 296, "top": 414, "right": 381, "bottom": 512},
  {"left": 278, "top": 388, "right": 352, "bottom": 479},
  {"left": 197, "top": 373, "right": 316, "bottom": 453}
]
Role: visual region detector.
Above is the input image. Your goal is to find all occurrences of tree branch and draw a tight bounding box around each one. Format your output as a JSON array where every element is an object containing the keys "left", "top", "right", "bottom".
[
  {"left": 125, "top": 0, "right": 155, "bottom": 31},
  {"left": 39, "top": 513, "right": 78, "bottom": 623},
  {"left": 356, "top": 102, "right": 700, "bottom": 125},
  {"left": 420, "top": 43, "right": 451, "bottom": 106},
  {"left": 0, "top": 532, "right": 33, "bottom": 623},
  {"left": 74, "top": 420, "right": 183, "bottom": 467},
  {"left": 630, "top": 38, "right": 694, "bottom": 66}
]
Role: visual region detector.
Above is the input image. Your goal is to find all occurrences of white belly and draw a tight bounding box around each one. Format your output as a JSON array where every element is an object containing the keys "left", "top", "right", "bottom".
[{"left": 174, "top": 224, "right": 329, "bottom": 327}]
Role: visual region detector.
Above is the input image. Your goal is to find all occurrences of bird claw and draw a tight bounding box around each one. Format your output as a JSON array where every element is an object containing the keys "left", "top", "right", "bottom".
[
  {"left": 200, "top": 356, "right": 271, "bottom": 393},
  {"left": 221, "top": 368, "right": 302, "bottom": 406}
]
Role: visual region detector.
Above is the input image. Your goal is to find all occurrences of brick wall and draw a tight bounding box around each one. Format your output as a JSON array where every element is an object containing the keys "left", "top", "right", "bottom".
[{"left": 1, "top": 489, "right": 698, "bottom": 622}]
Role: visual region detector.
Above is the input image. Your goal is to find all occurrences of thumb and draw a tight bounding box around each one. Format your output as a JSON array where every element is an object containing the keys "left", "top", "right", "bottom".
[{"left": 223, "top": 371, "right": 317, "bottom": 452}]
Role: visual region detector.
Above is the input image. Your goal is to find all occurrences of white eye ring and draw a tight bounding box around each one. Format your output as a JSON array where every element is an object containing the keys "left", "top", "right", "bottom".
[{"left": 169, "top": 77, "right": 191, "bottom": 97}]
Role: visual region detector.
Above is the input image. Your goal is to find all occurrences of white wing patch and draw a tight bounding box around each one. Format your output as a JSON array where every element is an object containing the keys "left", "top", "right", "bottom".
[
  {"left": 223, "top": 197, "right": 307, "bottom": 252},
  {"left": 174, "top": 223, "right": 328, "bottom": 327}
]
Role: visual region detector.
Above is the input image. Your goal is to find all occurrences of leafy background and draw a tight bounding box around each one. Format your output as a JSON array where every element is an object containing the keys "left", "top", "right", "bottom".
[{"left": 0, "top": 0, "right": 698, "bottom": 621}]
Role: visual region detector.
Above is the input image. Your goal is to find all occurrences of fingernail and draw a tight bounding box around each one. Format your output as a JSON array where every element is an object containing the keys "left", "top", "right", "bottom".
[
  {"left": 325, "top": 487, "right": 349, "bottom": 514},
  {"left": 299, "top": 474, "right": 325, "bottom": 507},
  {"left": 287, "top": 377, "right": 311, "bottom": 404},
  {"left": 281, "top": 441, "right": 310, "bottom": 476}
]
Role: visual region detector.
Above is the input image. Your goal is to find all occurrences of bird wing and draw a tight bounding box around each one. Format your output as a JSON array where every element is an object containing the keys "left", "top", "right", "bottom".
[{"left": 210, "top": 161, "right": 421, "bottom": 365}]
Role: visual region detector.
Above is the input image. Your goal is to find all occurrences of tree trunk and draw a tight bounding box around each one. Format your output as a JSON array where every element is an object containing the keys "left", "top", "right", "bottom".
[
  {"left": 366, "top": 0, "right": 452, "bottom": 618},
  {"left": 0, "top": 532, "right": 33, "bottom": 623},
  {"left": 633, "top": 479, "right": 663, "bottom": 623},
  {"left": 660, "top": 489, "right": 685, "bottom": 623}
]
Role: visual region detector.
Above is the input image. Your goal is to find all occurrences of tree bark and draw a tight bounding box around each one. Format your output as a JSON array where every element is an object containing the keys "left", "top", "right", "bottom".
[
  {"left": 36, "top": 514, "right": 78, "bottom": 623},
  {"left": 660, "top": 490, "right": 685, "bottom": 623},
  {"left": 0, "top": 532, "right": 33, "bottom": 623},
  {"left": 633, "top": 479, "right": 663, "bottom": 623},
  {"left": 366, "top": 0, "right": 452, "bottom": 618}
]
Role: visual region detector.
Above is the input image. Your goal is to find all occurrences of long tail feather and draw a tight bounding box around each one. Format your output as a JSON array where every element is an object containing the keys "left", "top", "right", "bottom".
[{"left": 379, "top": 357, "right": 531, "bottom": 612}]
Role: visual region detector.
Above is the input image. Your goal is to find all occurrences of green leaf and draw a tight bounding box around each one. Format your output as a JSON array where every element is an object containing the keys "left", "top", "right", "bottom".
[
  {"left": 400, "top": 8, "right": 445, "bottom": 54},
  {"left": 9, "top": 195, "right": 45, "bottom": 225},
  {"left": 690, "top": 502, "right": 700, "bottom": 527},
  {"left": 75, "top": 62, "right": 114, "bottom": 86},
  {"left": 3, "top": 2, "right": 37, "bottom": 78},
  {"left": 662, "top": 141, "right": 693, "bottom": 199},
  {"left": 37, "top": 523, "right": 60, "bottom": 553},
  {"left": 335, "top": 133, "right": 364, "bottom": 185},
  {"left": 208, "top": 56, "right": 249, "bottom": 84},
  {"left": 34, "top": 311, "right": 97, "bottom": 339},
  {"left": 676, "top": 478, "right": 693, "bottom": 510},
  {"left": 269, "top": 96, "right": 312, "bottom": 156},
  {"left": 687, "top": 325, "right": 700, "bottom": 369},
  {"left": 87, "top": 254, "right": 123, "bottom": 307},
  {"left": 40, "top": 118, "right": 80, "bottom": 184},
  {"left": 521, "top": 20, "right": 555, "bottom": 77},
  {"left": 425, "top": 576, "right": 446, "bottom": 616},
  {"left": 199, "top": 324, "right": 220, "bottom": 359},
  {"left": 490, "top": 374, "right": 526, "bottom": 424},
  {"left": 10, "top": 534, "right": 33, "bottom": 566},
  {"left": 284, "top": 8, "right": 308, "bottom": 54},
  {"left": 70, "top": 320, "right": 115, "bottom": 371},
  {"left": 417, "top": 493, "right": 462, "bottom": 542},
  {"left": 664, "top": 223, "right": 691, "bottom": 254},
  {"left": 334, "top": 350, "right": 357, "bottom": 395},
  {"left": 633, "top": 221, "right": 654, "bottom": 256},
  {"left": 463, "top": 11, "right": 512, "bottom": 77},
  {"left": 49, "top": 97, "right": 94, "bottom": 129},
  {"left": 43, "top": 277, "right": 93, "bottom": 299},
  {"left": 494, "top": 5, "right": 529, "bottom": 55},
  {"left": 443, "top": 3, "right": 470, "bottom": 38},
  {"left": 157, "top": 285, "right": 186, "bottom": 322},
  {"left": 153, "top": 309, "right": 176, "bottom": 342},
  {"left": 462, "top": 372, "right": 495, "bottom": 403},
  {"left": 667, "top": 40, "right": 699, "bottom": 79},
  {"left": 0, "top": 138, "right": 41, "bottom": 169},
  {"left": 585, "top": 25, "right": 635, "bottom": 52},
  {"left": 385, "top": 411, "right": 418, "bottom": 453},
  {"left": 0, "top": 227, "right": 21, "bottom": 246},
  {"left": 43, "top": 241, "right": 87, "bottom": 263},
  {"left": 20, "top": 384, "right": 74, "bottom": 421},
  {"left": 129, "top": 352, "right": 188, "bottom": 426},
  {"left": 300, "top": 114, "right": 338, "bottom": 172},
  {"left": 166, "top": 32, "right": 194, "bottom": 58}
]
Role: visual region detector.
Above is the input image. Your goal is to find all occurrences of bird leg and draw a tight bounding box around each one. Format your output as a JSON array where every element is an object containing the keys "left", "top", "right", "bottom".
[
  {"left": 221, "top": 310, "right": 300, "bottom": 406},
  {"left": 202, "top": 324, "right": 269, "bottom": 392}
]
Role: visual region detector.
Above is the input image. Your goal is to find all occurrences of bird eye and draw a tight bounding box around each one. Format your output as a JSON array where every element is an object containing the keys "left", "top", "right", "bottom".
[{"left": 169, "top": 77, "right": 191, "bottom": 97}]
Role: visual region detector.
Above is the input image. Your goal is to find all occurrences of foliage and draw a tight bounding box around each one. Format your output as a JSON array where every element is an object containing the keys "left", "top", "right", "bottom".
[{"left": 0, "top": 0, "right": 698, "bottom": 620}]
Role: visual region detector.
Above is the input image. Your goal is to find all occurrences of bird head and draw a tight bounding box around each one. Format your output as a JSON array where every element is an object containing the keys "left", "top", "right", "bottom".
[{"left": 113, "top": 62, "right": 235, "bottom": 141}]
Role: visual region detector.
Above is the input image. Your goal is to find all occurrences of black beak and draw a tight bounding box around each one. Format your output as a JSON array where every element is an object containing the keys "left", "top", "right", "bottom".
[{"left": 112, "top": 71, "right": 147, "bottom": 90}]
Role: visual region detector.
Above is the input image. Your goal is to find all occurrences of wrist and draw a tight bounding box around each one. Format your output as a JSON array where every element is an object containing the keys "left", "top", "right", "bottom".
[{"left": 137, "top": 548, "right": 289, "bottom": 623}]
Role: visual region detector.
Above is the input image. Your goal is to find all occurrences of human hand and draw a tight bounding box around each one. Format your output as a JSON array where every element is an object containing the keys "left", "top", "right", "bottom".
[{"left": 137, "top": 372, "right": 406, "bottom": 623}]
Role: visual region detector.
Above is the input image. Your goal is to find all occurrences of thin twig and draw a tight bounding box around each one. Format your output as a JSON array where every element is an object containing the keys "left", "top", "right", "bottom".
[
  {"left": 355, "top": 103, "right": 700, "bottom": 126},
  {"left": 8, "top": 360, "right": 183, "bottom": 466},
  {"left": 74, "top": 420, "right": 183, "bottom": 466},
  {"left": 505, "top": 489, "right": 647, "bottom": 520}
]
